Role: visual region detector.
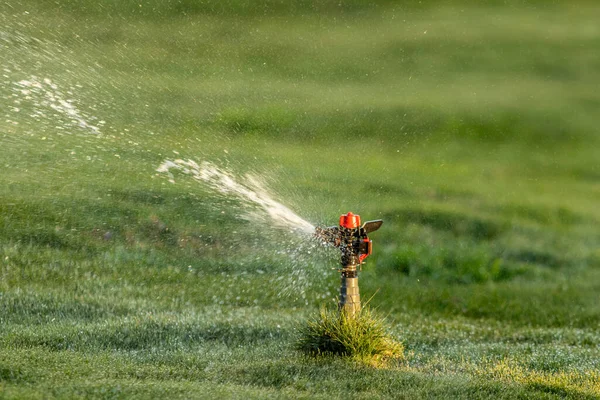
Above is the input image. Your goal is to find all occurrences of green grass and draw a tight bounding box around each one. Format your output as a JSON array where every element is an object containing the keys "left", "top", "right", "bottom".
[
  {"left": 1, "top": 0, "right": 600, "bottom": 398},
  {"left": 296, "top": 306, "right": 404, "bottom": 367}
]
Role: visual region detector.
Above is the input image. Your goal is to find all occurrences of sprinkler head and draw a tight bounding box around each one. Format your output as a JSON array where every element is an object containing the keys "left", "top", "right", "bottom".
[
  {"left": 315, "top": 212, "right": 383, "bottom": 266},
  {"left": 315, "top": 212, "right": 383, "bottom": 316}
]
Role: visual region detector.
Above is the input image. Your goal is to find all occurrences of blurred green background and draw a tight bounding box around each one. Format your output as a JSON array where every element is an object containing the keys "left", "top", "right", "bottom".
[{"left": 1, "top": 1, "right": 599, "bottom": 398}]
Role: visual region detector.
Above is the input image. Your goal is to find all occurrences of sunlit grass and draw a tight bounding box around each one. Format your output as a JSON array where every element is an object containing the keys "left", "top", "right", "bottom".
[
  {"left": 296, "top": 306, "right": 404, "bottom": 367},
  {"left": 482, "top": 359, "right": 600, "bottom": 398}
]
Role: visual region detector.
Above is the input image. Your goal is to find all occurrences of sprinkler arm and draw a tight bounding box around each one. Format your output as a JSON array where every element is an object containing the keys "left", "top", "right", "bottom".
[{"left": 363, "top": 220, "right": 383, "bottom": 234}]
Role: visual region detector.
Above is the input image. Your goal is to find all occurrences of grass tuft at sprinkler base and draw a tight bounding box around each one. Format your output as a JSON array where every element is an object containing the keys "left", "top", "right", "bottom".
[
  {"left": 296, "top": 306, "right": 404, "bottom": 367},
  {"left": 297, "top": 212, "right": 403, "bottom": 367}
]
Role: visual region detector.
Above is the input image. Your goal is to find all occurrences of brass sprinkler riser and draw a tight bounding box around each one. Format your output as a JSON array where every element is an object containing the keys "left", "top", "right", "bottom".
[{"left": 340, "top": 274, "right": 360, "bottom": 316}]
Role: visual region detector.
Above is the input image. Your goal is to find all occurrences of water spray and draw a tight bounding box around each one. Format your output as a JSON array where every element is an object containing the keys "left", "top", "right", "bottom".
[{"left": 315, "top": 212, "right": 383, "bottom": 317}]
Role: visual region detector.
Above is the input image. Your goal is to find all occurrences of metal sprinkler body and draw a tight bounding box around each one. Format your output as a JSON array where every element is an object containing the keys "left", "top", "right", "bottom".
[{"left": 315, "top": 212, "right": 383, "bottom": 317}]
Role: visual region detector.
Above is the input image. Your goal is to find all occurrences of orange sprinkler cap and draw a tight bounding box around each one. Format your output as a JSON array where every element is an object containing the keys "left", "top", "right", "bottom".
[{"left": 339, "top": 212, "right": 361, "bottom": 229}]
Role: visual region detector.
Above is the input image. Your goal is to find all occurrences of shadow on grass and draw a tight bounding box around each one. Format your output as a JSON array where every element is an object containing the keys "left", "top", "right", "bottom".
[
  {"left": 1, "top": 293, "right": 132, "bottom": 325},
  {"left": 0, "top": 366, "right": 31, "bottom": 384},
  {"left": 6, "top": 320, "right": 289, "bottom": 352}
]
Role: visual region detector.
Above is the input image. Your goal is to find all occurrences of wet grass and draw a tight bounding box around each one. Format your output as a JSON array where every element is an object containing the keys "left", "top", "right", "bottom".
[
  {"left": 2, "top": 0, "right": 600, "bottom": 398},
  {"left": 296, "top": 306, "right": 404, "bottom": 366}
]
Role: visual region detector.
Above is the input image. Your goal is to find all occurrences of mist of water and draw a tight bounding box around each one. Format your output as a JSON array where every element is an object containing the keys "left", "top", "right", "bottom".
[
  {"left": 157, "top": 158, "right": 333, "bottom": 304},
  {"left": 10, "top": 76, "right": 103, "bottom": 135},
  {"left": 11, "top": 76, "right": 105, "bottom": 134}
]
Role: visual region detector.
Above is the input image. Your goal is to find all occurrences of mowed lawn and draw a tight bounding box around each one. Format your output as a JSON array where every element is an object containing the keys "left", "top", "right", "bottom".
[{"left": 1, "top": 1, "right": 599, "bottom": 398}]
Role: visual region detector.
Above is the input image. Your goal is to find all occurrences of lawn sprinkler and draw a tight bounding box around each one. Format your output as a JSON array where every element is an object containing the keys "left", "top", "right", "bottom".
[{"left": 315, "top": 212, "right": 383, "bottom": 317}]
